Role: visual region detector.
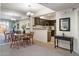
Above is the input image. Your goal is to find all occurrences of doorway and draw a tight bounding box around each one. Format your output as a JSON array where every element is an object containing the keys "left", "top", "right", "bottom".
[{"left": 47, "top": 20, "right": 56, "bottom": 45}]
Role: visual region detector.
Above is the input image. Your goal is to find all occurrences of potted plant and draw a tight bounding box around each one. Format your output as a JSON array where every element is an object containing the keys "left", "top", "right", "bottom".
[
  {"left": 21, "top": 24, "right": 26, "bottom": 34},
  {"left": 12, "top": 25, "right": 16, "bottom": 33}
]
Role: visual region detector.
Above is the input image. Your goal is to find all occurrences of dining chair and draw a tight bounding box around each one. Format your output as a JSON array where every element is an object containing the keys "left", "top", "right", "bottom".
[
  {"left": 5, "top": 33, "right": 11, "bottom": 42},
  {"left": 22, "top": 33, "right": 31, "bottom": 46},
  {"left": 10, "top": 33, "right": 20, "bottom": 49},
  {"left": 30, "top": 32, "right": 34, "bottom": 44}
]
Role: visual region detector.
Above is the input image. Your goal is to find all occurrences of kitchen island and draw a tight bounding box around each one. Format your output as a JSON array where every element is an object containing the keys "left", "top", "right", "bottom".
[{"left": 33, "top": 29, "right": 51, "bottom": 43}]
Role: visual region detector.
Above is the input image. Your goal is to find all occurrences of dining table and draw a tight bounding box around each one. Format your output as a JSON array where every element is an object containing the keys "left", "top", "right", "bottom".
[
  {"left": 14, "top": 33, "right": 31, "bottom": 44},
  {"left": 14, "top": 33, "right": 24, "bottom": 47},
  {"left": 9, "top": 32, "right": 33, "bottom": 48},
  {"left": 14, "top": 33, "right": 24, "bottom": 39}
]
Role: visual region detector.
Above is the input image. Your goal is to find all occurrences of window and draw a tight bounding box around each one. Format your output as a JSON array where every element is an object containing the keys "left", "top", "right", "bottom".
[{"left": 0, "top": 21, "right": 9, "bottom": 32}]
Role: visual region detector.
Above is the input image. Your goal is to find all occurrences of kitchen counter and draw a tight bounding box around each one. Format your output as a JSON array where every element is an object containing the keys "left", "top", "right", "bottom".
[{"left": 33, "top": 29, "right": 50, "bottom": 43}]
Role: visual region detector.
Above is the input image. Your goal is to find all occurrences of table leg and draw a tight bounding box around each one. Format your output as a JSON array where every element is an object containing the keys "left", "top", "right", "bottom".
[
  {"left": 32, "top": 38, "right": 33, "bottom": 44},
  {"left": 57, "top": 39, "right": 58, "bottom": 47},
  {"left": 70, "top": 39, "right": 73, "bottom": 53},
  {"left": 54, "top": 38, "right": 56, "bottom": 48}
]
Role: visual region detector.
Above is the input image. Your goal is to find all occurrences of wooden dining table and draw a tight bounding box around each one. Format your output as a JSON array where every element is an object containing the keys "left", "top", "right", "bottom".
[
  {"left": 9, "top": 32, "right": 34, "bottom": 48},
  {"left": 14, "top": 33, "right": 31, "bottom": 38},
  {"left": 14, "top": 33, "right": 24, "bottom": 39},
  {"left": 14, "top": 33, "right": 32, "bottom": 43},
  {"left": 12, "top": 33, "right": 29, "bottom": 48}
]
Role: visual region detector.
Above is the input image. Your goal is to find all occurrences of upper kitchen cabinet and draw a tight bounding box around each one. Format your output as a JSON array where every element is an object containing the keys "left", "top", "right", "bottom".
[
  {"left": 40, "top": 19, "right": 45, "bottom": 26},
  {"left": 43, "top": 20, "right": 56, "bottom": 26},
  {"left": 34, "top": 17, "right": 56, "bottom": 26},
  {"left": 34, "top": 17, "right": 40, "bottom": 25},
  {"left": 34, "top": 17, "right": 45, "bottom": 25},
  {"left": 48, "top": 20, "right": 56, "bottom": 26}
]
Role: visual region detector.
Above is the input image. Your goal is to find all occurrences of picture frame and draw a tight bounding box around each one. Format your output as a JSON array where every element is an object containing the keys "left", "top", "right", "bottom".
[{"left": 59, "top": 17, "right": 70, "bottom": 31}]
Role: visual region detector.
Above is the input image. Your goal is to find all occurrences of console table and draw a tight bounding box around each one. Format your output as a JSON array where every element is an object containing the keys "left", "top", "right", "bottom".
[{"left": 54, "top": 35, "right": 73, "bottom": 53}]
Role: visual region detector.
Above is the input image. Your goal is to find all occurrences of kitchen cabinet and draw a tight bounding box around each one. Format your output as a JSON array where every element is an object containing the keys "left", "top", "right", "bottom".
[
  {"left": 34, "top": 17, "right": 56, "bottom": 26},
  {"left": 46, "top": 20, "right": 56, "bottom": 26},
  {"left": 34, "top": 17, "right": 40, "bottom": 25},
  {"left": 34, "top": 17, "right": 45, "bottom": 25}
]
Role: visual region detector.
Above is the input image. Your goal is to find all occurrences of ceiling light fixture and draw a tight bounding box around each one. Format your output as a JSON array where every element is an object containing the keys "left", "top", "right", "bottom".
[
  {"left": 11, "top": 18, "right": 16, "bottom": 20},
  {"left": 26, "top": 5, "right": 34, "bottom": 17},
  {"left": 40, "top": 16, "right": 44, "bottom": 19},
  {"left": 26, "top": 11, "right": 34, "bottom": 16}
]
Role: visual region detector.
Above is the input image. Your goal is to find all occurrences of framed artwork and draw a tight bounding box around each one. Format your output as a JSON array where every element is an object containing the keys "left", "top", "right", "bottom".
[{"left": 59, "top": 17, "right": 70, "bottom": 31}]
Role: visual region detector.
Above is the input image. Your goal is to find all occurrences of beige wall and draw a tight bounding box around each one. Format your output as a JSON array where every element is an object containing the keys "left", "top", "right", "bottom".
[
  {"left": 56, "top": 7, "right": 79, "bottom": 54},
  {"left": 18, "top": 17, "right": 34, "bottom": 32},
  {"left": 20, "top": 20, "right": 30, "bottom": 27},
  {"left": 56, "top": 9, "right": 74, "bottom": 36},
  {"left": 74, "top": 8, "right": 79, "bottom": 54}
]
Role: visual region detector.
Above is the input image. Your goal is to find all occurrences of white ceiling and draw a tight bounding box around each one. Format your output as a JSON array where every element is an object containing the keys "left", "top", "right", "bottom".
[
  {"left": 0, "top": 3, "right": 54, "bottom": 20},
  {"left": 40, "top": 3, "right": 79, "bottom": 11},
  {"left": 0, "top": 3, "right": 79, "bottom": 20}
]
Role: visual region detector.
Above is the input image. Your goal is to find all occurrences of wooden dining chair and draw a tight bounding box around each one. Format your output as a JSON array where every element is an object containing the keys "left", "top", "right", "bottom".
[
  {"left": 5, "top": 33, "right": 12, "bottom": 42},
  {"left": 10, "top": 33, "right": 15, "bottom": 48},
  {"left": 10, "top": 33, "right": 20, "bottom": 48},
  {"left": 22, "top": 33, "right": 31, "bottom": 46},
  {"left": 30, "top": 32, "right": 34, "bottom": 44}
]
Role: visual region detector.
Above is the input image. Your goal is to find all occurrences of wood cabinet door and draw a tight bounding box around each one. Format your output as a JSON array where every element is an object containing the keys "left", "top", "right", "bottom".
[{"left": 34, "top": 17, "right": 40, "bottom": 25}]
